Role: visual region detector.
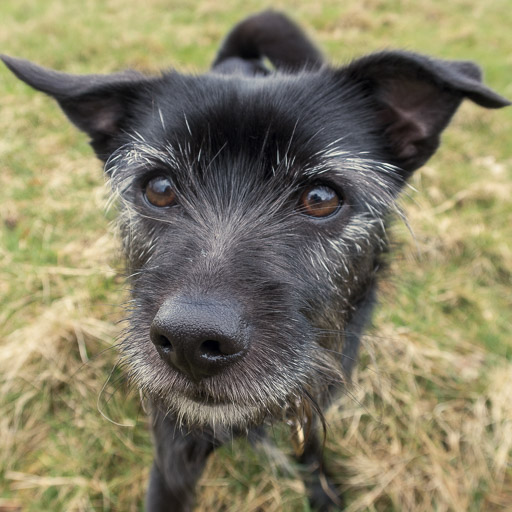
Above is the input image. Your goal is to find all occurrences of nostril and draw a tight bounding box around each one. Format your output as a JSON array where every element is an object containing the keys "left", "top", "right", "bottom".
[
  {"left": 156, "top": 334, "right": 173, "bottom": 350},
  {"left": 150, "top": 326, "right": 174, "bottom": 351},
  {"left": 200, "top": 340, "right": 223, "bottom": 358}
]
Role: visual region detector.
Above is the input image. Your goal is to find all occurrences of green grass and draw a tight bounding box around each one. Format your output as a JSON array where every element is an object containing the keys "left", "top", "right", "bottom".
[{"left": 1, "top": 0, "right": 511, "bottom": 510}]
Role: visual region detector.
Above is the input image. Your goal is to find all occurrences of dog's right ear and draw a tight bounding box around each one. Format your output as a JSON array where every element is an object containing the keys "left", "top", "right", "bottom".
[
  {"left": 2, "top": 55, "right": 153, "bottom": 161},
  {"left": 339, "top": 51, "right": 510, "bottom": 177}
]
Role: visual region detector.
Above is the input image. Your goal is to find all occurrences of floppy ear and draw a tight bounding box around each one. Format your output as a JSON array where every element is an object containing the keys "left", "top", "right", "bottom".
[
  {"left": 1, "top": 55, "right": 153, "bottom": 161},
  {"left": 341, "top": 51, "right": 510, "bottom": 175}
]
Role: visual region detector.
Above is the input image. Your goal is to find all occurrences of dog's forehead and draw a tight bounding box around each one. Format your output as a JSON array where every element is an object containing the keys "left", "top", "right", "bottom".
[
  {"left": 144, "top": 71, "right": 373, "bottom": 155},
  {"left": 120, "top": 70, "right": 383, "bottom": 181}
]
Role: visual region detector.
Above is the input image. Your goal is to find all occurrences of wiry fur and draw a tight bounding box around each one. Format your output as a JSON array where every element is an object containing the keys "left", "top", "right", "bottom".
[
  {"left": 107, "top": 130, "right": 397, "bottom": 431},
  {"left": 2, "top": 10, "right": 509, "bottom": 511}
]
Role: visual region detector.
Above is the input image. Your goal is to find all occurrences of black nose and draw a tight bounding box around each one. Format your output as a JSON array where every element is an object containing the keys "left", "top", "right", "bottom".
[{"left": 150, "top": 296, "right": 250, "bottom": 381}]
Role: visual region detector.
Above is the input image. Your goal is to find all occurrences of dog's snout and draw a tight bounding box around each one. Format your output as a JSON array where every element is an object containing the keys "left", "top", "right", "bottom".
[{"left": 150, "top": 297, "right": 249, "bottom": 381}]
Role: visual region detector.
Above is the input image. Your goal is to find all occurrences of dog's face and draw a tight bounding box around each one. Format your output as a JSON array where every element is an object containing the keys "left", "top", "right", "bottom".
[
  {"left": 2, "top": 52, "right": 508, "bottom": 429},
  {"left": 107, "top": 72, "right": 400, "bottom": 428}
]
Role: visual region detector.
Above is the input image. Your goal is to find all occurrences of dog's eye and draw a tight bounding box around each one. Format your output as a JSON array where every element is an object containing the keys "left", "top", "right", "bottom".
[
  {"left": 299, "top": 185, "right": 341, "bottom": 218},
  {"left": 144, "top": 176, "right": 176, "bottom": 208}
]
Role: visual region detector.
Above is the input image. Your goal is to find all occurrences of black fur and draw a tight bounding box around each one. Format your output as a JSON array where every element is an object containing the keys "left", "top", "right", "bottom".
[{"left": 2, "top": 10, "right": 509, "bottom": 511}]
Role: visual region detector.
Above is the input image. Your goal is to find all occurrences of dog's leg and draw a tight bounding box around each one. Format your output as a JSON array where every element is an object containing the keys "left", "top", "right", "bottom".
[
  {"left": 146, "top": 409, "right": 219, "bottom": 512},
  {"left": 296, "top": 289, "right": 378, "bottom": 511},
  {"left": 298, "top": 430, "right": 342, "bottom": 512}
]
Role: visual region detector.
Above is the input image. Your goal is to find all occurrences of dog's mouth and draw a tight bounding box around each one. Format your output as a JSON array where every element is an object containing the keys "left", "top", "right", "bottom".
[
  {"left": 138, "top": 361, "right": 296, "bottom": 427},
  {"left": 184, "top": 387, "right": 230, "bottom": 406}
]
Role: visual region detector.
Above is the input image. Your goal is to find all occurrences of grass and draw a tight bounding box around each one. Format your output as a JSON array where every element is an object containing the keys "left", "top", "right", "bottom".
[{"left": 1, "top": 0, "right": 511, "bottom": 510}]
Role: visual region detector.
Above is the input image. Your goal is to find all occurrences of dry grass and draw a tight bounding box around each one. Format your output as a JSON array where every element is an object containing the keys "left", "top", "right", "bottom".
[
  {"left": 1, "top": 0, "right": 511, "bottom": 510},
  {"left": 326, "top": 330, "right": 512, "bottom": 511}
]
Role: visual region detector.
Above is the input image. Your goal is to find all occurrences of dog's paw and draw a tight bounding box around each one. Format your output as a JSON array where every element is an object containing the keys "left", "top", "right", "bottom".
[{"left": 304, "top": 467, "right": 344, "bottom": 511}]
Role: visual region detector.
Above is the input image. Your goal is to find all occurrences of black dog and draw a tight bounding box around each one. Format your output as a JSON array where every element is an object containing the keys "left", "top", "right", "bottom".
[{"left": 3, "top": 11, "right": 509, "bottom": 511}]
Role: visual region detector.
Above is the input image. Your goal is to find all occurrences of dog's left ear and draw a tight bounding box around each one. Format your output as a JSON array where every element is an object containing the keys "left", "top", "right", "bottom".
[
  {"left": 2, "top": 55, "right": 154, "bottom": 161},
  {"left": 341, "top": 51, "right": 510, "bottom": 175}
]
